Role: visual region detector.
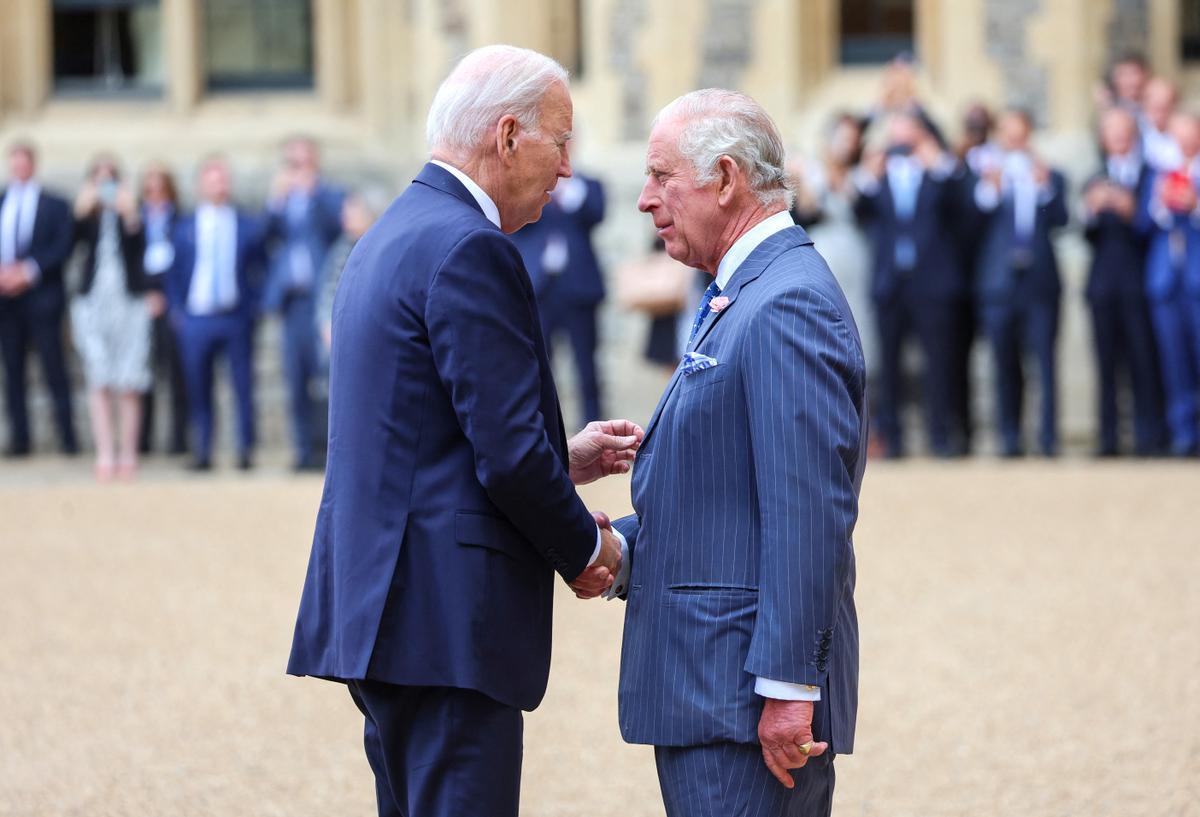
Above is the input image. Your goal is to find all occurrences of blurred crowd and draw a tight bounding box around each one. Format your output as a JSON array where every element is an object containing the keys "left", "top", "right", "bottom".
[
  {"left": 0, "top": 136, "right": 386, "bottom": 478},
  {"left": 773, "top": 53, "right": 1190, "bottom": 459},
  {"left": 5, "top": 51, "right": 1200, "bottom": 475}
]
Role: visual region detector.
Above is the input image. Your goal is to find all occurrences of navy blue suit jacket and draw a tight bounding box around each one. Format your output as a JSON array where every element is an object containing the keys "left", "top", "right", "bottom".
[
  {"left": 0, "top": 187, "right": 74, "bottom": 299},
  {"left": 1137, "top": 169, "right": 1200, "bottom": 301},
  {"left": 1084, "top": 165, "right": 1151, "bottom": 300},
  {"left": 262, "top": 181, "right": 345, "bottom": 312},
  {"left": 287, "top": 163, "right": 597, "bottom": 712},
  {"left": 973, "top": 170, "right": 1069, "bottom": 301},
  {"left": 854, "top": 166, "right": 971, "bottom": 301},
  {"left": 613, "top": 225, "right": 866, "bottom": 755},
  {"left": 509, "top": 175, "right": 606, "bottom": 304},
  {"left": 164, "top": 210, "right": 267, "bottom": 318}
]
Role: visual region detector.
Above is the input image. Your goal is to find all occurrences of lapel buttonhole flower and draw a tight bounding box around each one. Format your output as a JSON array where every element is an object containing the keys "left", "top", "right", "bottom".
[{"left": 709, "top": 296, "right": 730, "bottom": 313}]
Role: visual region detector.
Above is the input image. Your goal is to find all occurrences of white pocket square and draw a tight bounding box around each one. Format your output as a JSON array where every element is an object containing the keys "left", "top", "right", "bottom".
[{"left": 681, "top": 352, "right": 719, "bottom": 376}]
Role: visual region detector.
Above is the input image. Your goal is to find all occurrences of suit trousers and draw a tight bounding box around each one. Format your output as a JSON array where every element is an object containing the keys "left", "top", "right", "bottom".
[
  {"left": 347, "top": 680, "right": 523, "bottom": 817},
  {"left": 1088, "top": 293, "right": 1165, "bottom": 455},
  {"left": 981, "top": 295, "right": 1059, "bottom": 456},
  {"left": 873, "top": 287, "right": 963, "bottom": 456},
  {"left": 538, "top": 287, "right": 603, "bottom": 424},
  {"left": 280, "top": 291, "right": 322, "bottom": 466},
  {"left": 140, "top": 311, "right": 189, "bottom": 454},
  {"left": 0, "top": 287, "right": 77, "bottom": 453},
  {"left": 655, "top": 741, "right": 835, "bottom": 817},
  {"left": 1147, "top": 293, "right": 1200, "bottom": 453},
  {"left": 177, "top": 312, "right": 255, "bottom": 461}
]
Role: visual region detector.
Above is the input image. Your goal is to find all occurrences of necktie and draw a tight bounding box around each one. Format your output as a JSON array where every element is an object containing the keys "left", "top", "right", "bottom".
[
  {"left": 210, "top": 211, "right": 224, "bottom": 309},
  {"left": 13, "top": 188, "right": 26, "bottom": 258},
  {"left": 687, "top": 281, "right": 722, "bottom": 350}
]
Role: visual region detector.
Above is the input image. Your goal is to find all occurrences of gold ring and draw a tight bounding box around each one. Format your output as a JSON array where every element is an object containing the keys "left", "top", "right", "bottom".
[{"left": 797, "top": 741, "right": 814, "bottom": 756}]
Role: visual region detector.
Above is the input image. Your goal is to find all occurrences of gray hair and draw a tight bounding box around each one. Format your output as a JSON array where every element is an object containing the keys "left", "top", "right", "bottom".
[
  {"left": 653, "top": 89, "right": 793, "bottom": 209},
  {"left": 426, "top": 45, "right": 568, "bottom": 159}
]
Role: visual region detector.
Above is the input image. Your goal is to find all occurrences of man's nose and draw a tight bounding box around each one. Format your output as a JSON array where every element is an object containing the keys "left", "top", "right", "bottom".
[{"left": 637, "top": 180, "right": 654, "bottom": 213}]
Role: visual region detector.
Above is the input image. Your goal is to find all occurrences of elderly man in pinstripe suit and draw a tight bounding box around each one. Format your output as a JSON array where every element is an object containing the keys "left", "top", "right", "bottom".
[{"left": 606, "top": 90, "right": 867, "bottom": 816}]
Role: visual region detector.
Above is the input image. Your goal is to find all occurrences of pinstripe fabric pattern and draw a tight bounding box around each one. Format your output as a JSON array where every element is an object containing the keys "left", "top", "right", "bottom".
[
  {"left": 613, "top": 225, "right": 866, "bottom": 757},
  {"left": 655, "top": 742, "right": 834, "bottom": 817}
]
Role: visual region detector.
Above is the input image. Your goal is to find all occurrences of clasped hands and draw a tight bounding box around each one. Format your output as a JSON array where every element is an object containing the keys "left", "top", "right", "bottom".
[
  {"left": 0, "top": 263, "right": 33, "bottom": 297},
  {"left": 566, "top": 419, "right": 643, "bottom": 599}
]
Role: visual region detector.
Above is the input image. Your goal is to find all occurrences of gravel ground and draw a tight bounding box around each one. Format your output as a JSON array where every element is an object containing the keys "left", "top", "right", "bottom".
[{"left": 1, "top": 457, "right": 1197, "bottom": 817}]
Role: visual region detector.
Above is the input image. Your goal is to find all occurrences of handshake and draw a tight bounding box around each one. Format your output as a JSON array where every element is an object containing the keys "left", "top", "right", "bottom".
[
  {"left": 565, "top": 418, "right": 643, "bottom": 600},
  {"left": 570, "top": 511, "right": 624, "bottom": 600}
]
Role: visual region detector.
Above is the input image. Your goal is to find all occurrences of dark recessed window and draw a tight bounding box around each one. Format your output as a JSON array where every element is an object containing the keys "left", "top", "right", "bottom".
[
  {"left": 205, "top": 0, "right": 314, "bottom": 91},
  {"left": 1183, "top": 0, "right": 1200, "bottom": 61},
  {"left": 840, "top": 0, "right": 914, "bottom": 65},
  {"left": 52, "top": 0, "right": 163, "bottom": 96}
]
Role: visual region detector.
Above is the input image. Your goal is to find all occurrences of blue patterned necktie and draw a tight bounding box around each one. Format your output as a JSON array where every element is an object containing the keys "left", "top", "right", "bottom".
[{"left": 686, "top": 280, "right": 723, "bottom": 349}]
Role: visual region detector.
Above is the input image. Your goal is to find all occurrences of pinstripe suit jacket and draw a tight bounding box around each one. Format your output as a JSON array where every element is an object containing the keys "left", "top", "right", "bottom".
[{"left": 613, "top": 225, "right": 866, "bottom": 754}]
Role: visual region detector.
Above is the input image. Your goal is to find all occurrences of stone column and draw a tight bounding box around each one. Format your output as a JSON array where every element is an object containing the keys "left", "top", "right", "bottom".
[
  {"left": 12, "top": 0, "right": 52, "bottom": 113},
  {"left": 164, "top": 0, "right": 202, "bottom": 112},
  {"left": 315, "top": 0, "right": 355, "bottom": 111}
]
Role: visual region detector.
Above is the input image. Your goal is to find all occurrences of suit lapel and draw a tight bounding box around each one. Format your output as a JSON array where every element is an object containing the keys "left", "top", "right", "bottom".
[{"left": 640, "top": 226, "right": 813, "bottom": 451}]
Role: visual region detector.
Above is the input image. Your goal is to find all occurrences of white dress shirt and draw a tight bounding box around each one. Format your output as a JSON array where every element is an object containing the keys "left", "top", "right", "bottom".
[
  {"left": 0, "top": 181, "right": 43, "bottom": 281},
  {"left": 609, "top": 208, "right": 820, "bottom": 703},
  {"left": 430, "top": 159, "right": 608, "bottom": 568},
  {"left": 187, "top": 204, "right": 240, "bottom": 315}
]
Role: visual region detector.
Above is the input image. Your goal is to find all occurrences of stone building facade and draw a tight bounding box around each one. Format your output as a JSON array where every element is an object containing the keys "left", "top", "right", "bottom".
[{"left": 1, "top": 0, "right": 1199, "bottom": 450}]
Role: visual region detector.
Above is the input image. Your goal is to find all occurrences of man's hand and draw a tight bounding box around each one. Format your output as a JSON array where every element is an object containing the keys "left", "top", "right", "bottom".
[
  {"left": 569, "top": 512, "right": 621, "bottom": 599},
  {"left": 758, "top": 698, "right": 828, "bottom": 789},
  {"left": 568, "top": 419, "right": 644, "bottom": 485}
]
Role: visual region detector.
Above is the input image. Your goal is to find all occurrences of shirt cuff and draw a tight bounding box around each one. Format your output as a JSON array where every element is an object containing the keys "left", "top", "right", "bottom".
[
  {"left": 586, "top": 525, "right": 603, "bottom": 566},
  {"left": 755, "top": 677, "right": 821, "bottom": 701},
  {"left": 851, "top": 167, "right": 881, "bottom": 197},
  {"left": 554, "top": 175, "right": 588, "bottom": 212},
  {"left": 603, "top": 529, "right": 630, "bottom": 600},
  {"left": 22, "top": 260, "right": 41, "bottom": 285},
  {"left": 974, "top": 180, "right": 1000, "bottom": 211}
]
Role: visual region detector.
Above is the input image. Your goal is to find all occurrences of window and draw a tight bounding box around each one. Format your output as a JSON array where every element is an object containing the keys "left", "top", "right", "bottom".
[
  {"left": 205, "top": 0, "right": 314, "bottom": 90},
  {"left": 1183, "top": 0, "right": 1200, "bottom": 61},
  {"left": 52, "top": 0, "right": 163, "bottom": 95},
  {"left": 839, "top": 0, "right": 914, "bottom": 65}
]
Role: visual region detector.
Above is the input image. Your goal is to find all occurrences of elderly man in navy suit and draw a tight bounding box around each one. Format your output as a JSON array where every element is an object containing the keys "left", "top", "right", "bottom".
[
  {"left": 511, "top": 171, "right": 607, "bottom": 423},
  {"left": 287, "top": 45, "right": 639, "bottom": 817},
  {"left": 164, "top": 157, "right": 267, "bottom": 471},
  {"left": 0, "top": 142, "right": 78, "bottom": 457},
  {"left": 605, "top": 89, "right": 866, "bottom": 816}
]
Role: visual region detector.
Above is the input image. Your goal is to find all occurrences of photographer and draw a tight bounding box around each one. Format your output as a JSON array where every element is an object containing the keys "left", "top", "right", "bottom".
[{"left": 70, "top": 153, "right": 151, "bottom": 480}]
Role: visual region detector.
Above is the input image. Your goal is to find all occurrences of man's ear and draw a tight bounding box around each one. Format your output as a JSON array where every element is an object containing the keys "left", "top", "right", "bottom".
[
  {"left": 716, "top": 155, "right": 739, "bottom": 206},
  {"left": 496, "top": 116, "right": 520, "bottom": 165}
]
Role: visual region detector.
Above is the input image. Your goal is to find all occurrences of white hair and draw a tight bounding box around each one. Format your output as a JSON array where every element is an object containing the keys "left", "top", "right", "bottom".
[
  {"left": 426, "top": 45, "right": 569, "bottom": 159},
  {"left": 652, "top": 89, "right": 793, "bottom": 209}
]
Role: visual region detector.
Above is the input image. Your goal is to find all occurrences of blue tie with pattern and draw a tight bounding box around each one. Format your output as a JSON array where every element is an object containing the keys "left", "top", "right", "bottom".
[{"left": 686, "top": 280, "right": 723, "bottom": 350}]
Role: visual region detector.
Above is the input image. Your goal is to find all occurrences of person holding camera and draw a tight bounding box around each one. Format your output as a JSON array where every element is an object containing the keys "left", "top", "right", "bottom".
[
  {"left": 1140, "top": 112, "right": 1200, "bottom": 456},
  {"left": 70, "top": 154, "right": 152, "bottom": 480}
]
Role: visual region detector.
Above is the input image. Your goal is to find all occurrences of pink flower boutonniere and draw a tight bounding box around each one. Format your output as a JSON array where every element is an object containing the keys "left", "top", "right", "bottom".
[{"left": 709, "top": 296, "right": 730, "bottom": 313}]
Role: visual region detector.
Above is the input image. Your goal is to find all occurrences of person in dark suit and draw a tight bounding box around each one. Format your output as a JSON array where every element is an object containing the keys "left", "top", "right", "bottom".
[
  {"left": 855, "top": 111, "right": 971, "bottom": 457},
  {"left": 164, "top": 156, "right": 267, "bottom": 471},
  {"left": 610, "top": 89, "right": 865, "bottom": 817},
  {"left": 510, "top": 171, "right": 607, "bottom": 423},
  {"left": 972, "top": 108, "right": 1069, "bottom": 457},
  {"left": 1082, "top": 107, "right": 1165, "bottom": 456},
  {"left": 138, "top": 163, "right": 189, "bottom": 456},
  {"left": 287, "top": 46, "right": 638, "bottom": 817},
  {"left": 263, "top": 136, "right": 345, "bottom": 471},
  {"left": 1138, "top": 112, "right": 1200, "bottom": 456},
  {"left": 0, "top": 141, "right": 78, "bottom": 457}
]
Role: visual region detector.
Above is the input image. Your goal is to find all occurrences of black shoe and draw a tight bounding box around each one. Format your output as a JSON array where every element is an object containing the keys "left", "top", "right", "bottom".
[
  {"left": 189, "top": 457, "right": 212, "bottom": 472},
  {"left": 237, "top": 453, "right": 254, "bottom": 471},
  {"left": 62, "top": 441, "right": 80, "bottom": 457},
  {"left": 4, "top": 444, "right": 31, "bottom": 459}
]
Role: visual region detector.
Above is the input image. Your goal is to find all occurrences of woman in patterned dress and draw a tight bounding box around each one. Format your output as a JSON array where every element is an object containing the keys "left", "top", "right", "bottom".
[{"left": 70, "top": 155, "right": 151, "bottom": 481}]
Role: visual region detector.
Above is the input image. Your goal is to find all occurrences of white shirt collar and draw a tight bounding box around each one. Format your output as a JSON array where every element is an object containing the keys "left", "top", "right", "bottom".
[
  {"left": 430, "top": 160, "right": 501, "bottom": 229},
  {"left": 714, "top": 209, "right": 795, "bottom": 291}
]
